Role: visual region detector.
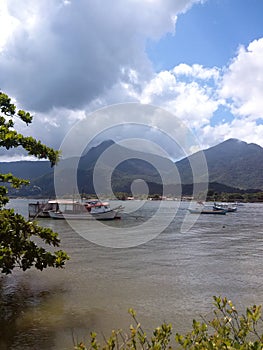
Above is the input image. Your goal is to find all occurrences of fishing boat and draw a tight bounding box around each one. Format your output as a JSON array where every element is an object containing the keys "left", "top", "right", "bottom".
[
  {"left": 188, "top": 201, "right": 227, "bottom": 215},
  {"left": 47, "top": 199, "right": 124, "bottom": 220},
  {"left": 213, "top": 202, "right": 237, "bottom": 212},
  {"left": 188, "top": 208, "right": 227, "bottom": 215}
]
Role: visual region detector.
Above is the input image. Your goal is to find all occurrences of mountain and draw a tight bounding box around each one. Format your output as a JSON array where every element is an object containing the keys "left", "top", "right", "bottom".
[
  {"left": 51, "top": 140, "right": 175, "bottom": 197},
  {"left": 176, "top": 138, "right": 263, "bottom": 189},
  {"left": 0, "top": 160, "right": 51, "bottom": 181},
  {"left": 2, "top": 138, "right": 263, "bottom": 197}
]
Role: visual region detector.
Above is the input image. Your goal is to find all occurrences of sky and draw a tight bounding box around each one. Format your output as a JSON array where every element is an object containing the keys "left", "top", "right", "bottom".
[{"left": 0, "top": 0, "right": 263, "bottom": 161}]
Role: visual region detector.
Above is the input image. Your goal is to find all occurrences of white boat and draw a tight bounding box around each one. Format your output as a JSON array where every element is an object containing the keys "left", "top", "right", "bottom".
[
  {"left": 188, "top": 208, "right": 227, "bottom": 215},
  {"left": 213, "top": 202, "right": 237, "bottom": 212},
  {"left": 47, "top": 199, "right": 124, "bottom": 220},
  {"left": 188, "top": 201, "right": 227, "bottom": 215}
]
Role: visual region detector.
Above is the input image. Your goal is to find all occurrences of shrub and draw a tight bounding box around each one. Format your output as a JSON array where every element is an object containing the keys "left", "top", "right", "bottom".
[{"left": 74, "top": 296, "right": 263, "bottom": 350}]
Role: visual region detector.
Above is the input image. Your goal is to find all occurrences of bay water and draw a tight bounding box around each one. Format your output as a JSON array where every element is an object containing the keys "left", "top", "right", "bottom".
[{"left": 1, "top": 199, "right": 263, "bottom": 349}]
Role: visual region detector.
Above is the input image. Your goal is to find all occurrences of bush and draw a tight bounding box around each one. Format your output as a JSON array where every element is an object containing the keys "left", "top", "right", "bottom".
[{"left": 74, "top": 296, "right": 263, "bottom": 349}]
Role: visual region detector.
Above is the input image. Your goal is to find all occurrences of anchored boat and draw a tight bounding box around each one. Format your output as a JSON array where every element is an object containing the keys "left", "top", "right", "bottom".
[
  {"left": 188, "top": 201, "right": 227, "bottom": 215},
  {"left": 29, "top": 199, "right": 124, "bottom": 220},
  {"left": 47, "top": 199, "right": 124, "bottom": 220},
  {"left": 188, "top": 208, "right": 227, "bottom": 215},
  {"left": 213, "top": 202, "right": 237, "bottom": 212}
]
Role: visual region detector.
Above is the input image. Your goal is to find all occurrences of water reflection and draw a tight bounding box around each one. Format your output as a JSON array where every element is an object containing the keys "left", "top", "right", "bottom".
[
  {"left": 0, "top": 272, "right": 113, "bottom": 349},
  {"left": 0, "top": 275, "right": 64, "bottom": 349}
]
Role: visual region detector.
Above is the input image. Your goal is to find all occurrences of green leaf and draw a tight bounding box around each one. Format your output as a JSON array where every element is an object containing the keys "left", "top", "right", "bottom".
[{"left": 0, "top": 90, "right": 69, "bottom": 274}]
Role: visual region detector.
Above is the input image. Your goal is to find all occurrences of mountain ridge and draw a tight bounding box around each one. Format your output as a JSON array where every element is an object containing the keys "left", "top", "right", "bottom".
[
  {"left": 1, "top": 138, "right": 263, "bottom": 196},
  {"left": 176, "top": 138, "right": 263, "bottom": 189}
]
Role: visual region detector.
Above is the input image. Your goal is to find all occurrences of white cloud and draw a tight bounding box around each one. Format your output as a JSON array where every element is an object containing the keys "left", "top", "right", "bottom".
[
  {"left": 1, "top": 1, "right": 263, "bottom": 157},
  {"left": 173, "top": 63, "right": 220, "bottom": 81},
  {"left": 220, "top": 38, "right": 263, "bottom": 120},
  {"left": 0, "top": 154, "right": 44, "bottom": 162},
  {"left": 0, "top": 0, "right": 200, "bottom": 112},
  {"left": 0, "top": 0, "right": 19, "bottom": 51},
  {"left": 192, "top": 38, "right": 263, "bottom": 149},
  {"left": 132, "top": 38, "right": 263, "bottom": 149},
  {"left": 12, "top": 106, "right": 87, "bottom": 150},
  {"left": 202, "top": 118, "right": 263, "bottom": 149},
  {"left": 140, "top": 71, "right": 177, "bottom": 104},
  {"left": 138, "top": 67, "right": 220, "bottom": 129}
]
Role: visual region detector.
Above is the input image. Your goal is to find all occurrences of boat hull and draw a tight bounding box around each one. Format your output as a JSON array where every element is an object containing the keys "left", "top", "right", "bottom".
[
  {"left": 213, "top": 205, "right": 237, "bottom": 212},
  {"left": 29, "top": 199, "right": 124, "bottom": 220},
  {"left": 48, "top": 209, "right": 120, "bottom": 220},
  {"left": 188, "top": 209, "right": 227, "bottom": 215}
]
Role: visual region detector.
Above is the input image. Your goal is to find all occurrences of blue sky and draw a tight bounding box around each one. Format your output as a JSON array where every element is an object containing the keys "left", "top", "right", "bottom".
[
  {"left": 147, "top": 0, "right": 263, "bottom": 69},
  {"left": 0, "top": 0, "right": 263, "bottom": 161}
]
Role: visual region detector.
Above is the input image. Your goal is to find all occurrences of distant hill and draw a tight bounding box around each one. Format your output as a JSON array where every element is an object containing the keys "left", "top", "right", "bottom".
[
  {"left": 2, "top": 138, "right": 263, "bottom": 197},
  {"left": 48, "top": 140, "right": 175, "bottom": 197},
  {"left": 0, "top": 160, "right": 51, "bottom": 181},
  {"left": 176, "top": 138, "right": 263, "bottom": 189}
]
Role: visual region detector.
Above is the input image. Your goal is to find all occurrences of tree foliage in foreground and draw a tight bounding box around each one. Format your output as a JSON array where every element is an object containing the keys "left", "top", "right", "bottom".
[
  {"left": 0, "top": 91, "right": 69, "bottom": 274},
  {"left": 74, "top": 296, "right": 263, "bottom": 350}
]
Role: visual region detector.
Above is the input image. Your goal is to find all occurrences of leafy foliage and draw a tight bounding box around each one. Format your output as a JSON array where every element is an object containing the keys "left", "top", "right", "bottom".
[
  {"left": 175, "top": 296, "right": 263, "bottom": 349},
  {"left": 0, "top": 91, "right": 69, "bottom": 274},
  {"left": 74, "top": 297, "right": 263, "bottom": 350}
]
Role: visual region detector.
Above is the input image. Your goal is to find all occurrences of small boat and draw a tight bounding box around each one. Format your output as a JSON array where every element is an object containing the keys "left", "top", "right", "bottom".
[
  {"left": 213, "top": 202, "right": 237, "bottom": 212},
  {"left": 188, "top": 201, "right": 227, "bottom": 215},
  {"left": 47, "top": 199, "right": 124, "bottom": 220},
  {"left": 188, "top": 208, "right": 227, "bottom": 215}
]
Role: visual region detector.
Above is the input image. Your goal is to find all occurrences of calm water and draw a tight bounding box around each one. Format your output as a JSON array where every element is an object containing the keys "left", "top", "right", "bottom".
[{"left": 1, "top": 199, "right": 263, "bottom": 349}]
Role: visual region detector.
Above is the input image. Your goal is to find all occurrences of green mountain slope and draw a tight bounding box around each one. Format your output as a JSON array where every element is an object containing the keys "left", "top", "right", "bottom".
[
  {"left": 2, "top": 138, "right": 263, "bottom": 196},
  {"left": 176, "top": 138, "right": 263, "bottom": 189}
]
